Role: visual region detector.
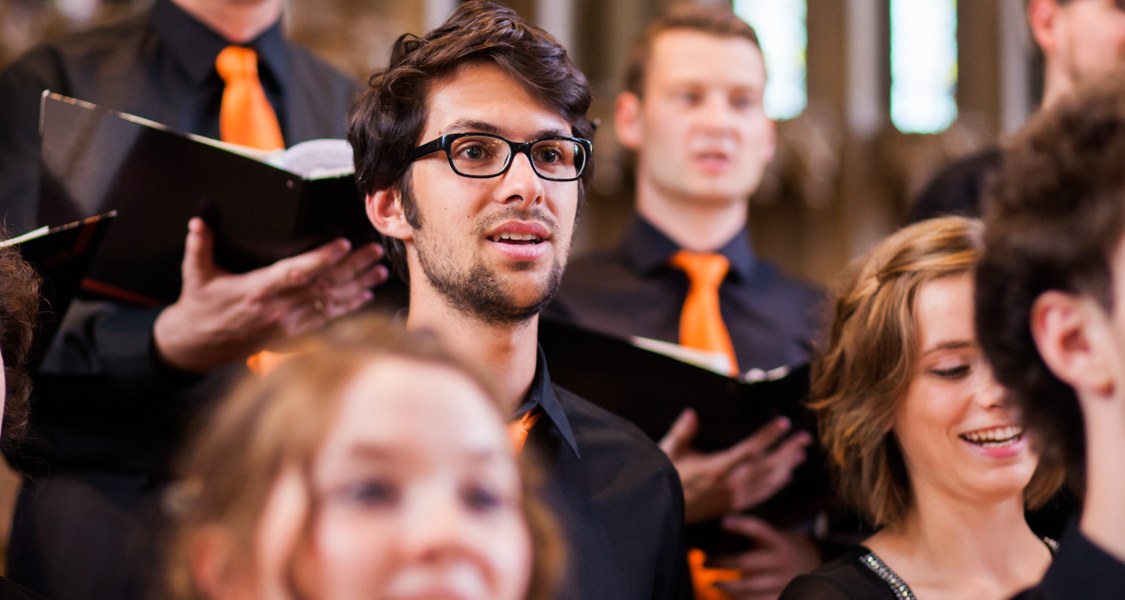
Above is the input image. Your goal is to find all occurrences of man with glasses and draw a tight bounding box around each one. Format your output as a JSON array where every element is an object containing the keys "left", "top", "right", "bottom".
[
  {"left": 911, "top": 0, "right": 1125, "bottom": 220},
  {"left": 348, "top": 2, "right": 691, "bottom": 598}
]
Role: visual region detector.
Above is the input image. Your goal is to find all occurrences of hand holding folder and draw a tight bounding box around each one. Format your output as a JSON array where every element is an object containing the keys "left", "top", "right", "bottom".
[{"left": 538, "top": 317, "right": 830, "bottom": 554}]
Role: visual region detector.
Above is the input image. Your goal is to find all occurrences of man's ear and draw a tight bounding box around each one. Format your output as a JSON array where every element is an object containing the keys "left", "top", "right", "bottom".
[
  {"left": 615, "top": 91, "right": 644, "bottom": 151},
  {"left": 1027, "top": 0, "right": 1061, "bottom": 56},
  {"left": 1031, "top": 290, "right": 1115, "bottom": 397},
  {"left": 366, "top": 189, "right": 414, "bottom": 242}
]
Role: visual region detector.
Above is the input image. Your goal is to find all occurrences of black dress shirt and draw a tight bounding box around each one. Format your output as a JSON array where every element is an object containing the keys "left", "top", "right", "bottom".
[
  {"left": 0, "top": 3, "right": 356, "bottom": 598},
  {"left": 549, "top": 214, "right": 825, "bottom": 371},
  {"left": 521, "top": 347, "right": 693, "bottom": 600}
]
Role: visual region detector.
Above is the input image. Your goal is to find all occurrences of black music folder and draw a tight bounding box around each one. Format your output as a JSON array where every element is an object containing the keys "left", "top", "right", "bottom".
[
  {"left": 538, "top": 317, "right": 830, "bottom": 553},
  {"left": 37, "top": 92, "right": 378, "bottom": 306},
  {"left": 3, "top": 212, "right": 116, "bottom": 369}
]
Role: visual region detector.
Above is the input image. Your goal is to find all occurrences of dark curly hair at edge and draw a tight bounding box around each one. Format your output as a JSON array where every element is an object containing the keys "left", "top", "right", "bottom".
[
  {"left": 975, "top": 71, "right": 1125, "bottom": 495},
  {"left": 347, "top": 0, "right": 595, "bottom": 282},
  {"left": 0, "top": 226, "right": 42, "bottom": 455}
]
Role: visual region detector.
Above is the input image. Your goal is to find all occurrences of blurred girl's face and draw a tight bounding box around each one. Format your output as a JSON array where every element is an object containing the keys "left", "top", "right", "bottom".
[
  {"left": 295, "top": 357, "right": 532, "bottom": 600},
  {"left": 894, "top": 274, "right": 1038, "bottom": 508}
]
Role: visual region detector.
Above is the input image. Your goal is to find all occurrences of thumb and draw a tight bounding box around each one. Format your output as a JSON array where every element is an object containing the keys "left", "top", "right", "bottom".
[
  {"left": 181, "top": 217, "right": 217, "bottom": 290},
  {"left": 659, "top": 408, "right": 699, "bottom": 458}
]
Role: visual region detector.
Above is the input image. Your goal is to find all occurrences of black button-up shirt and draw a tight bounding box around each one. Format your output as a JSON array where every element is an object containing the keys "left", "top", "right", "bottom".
[{"left": 519, "top": 347, "right": 693, "bottom": 600}]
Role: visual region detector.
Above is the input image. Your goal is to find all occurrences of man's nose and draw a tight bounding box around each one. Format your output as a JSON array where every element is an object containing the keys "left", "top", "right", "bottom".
[{"left": 498, "top": 150, "right": 545, "bottom": 207}]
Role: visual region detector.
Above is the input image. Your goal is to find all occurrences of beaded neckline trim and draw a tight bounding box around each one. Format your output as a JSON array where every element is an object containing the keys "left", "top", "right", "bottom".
[
  {"left": 858, "top": 537, "right": 1057, "bottom": 599},
  {"left": 858, "top": 552, "right": 917, "bottom": 600}
]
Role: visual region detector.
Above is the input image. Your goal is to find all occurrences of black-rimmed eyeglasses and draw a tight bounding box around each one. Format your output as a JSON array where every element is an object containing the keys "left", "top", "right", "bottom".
[{"left": 411, "top": 133, "right": 592, "bottom": 182}]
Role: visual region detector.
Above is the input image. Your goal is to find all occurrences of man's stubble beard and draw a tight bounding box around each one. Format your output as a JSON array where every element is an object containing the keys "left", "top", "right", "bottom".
[
  {"left": 418, "top": 244, "right": 565, "bottom": 327},
  {"left": 406, "top": 187, "right": 568, "bottom": 327}
]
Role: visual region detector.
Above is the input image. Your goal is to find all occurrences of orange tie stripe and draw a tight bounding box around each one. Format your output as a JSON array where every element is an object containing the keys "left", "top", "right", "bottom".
[
  {"left": 670, "top": 251, "right": 739, "bottom": 376},
  {"left": 215, "top": 46, "right": 284, "bottom": 150}
]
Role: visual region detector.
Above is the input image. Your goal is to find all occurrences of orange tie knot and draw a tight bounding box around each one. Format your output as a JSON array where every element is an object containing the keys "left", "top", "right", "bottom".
[
  {"left": 215, "top": 46, "right": 260, "bottom": 83},
  {"left": 215, "top": 45, "right": 285, "bottom": 150},
  {"left": 670, "top": 251, "right": 730, "bottom": 290},
  {"left": 670, "top": 250, "right": 738, "bottom": 375}
]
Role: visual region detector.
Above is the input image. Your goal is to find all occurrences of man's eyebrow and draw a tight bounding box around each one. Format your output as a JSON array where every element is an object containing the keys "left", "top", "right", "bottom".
[
  {"left": 442, "top": 119, "right": 502, "bottom": 135},
  {"left": 441, "top": 119, "right": 573, "bottom": 140}
]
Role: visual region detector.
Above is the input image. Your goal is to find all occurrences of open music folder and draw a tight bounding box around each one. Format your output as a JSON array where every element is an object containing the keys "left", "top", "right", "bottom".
[
  {"left": 538, "top": 317, "right": 831, "bottom": 553},
  {"left": 37, "top": 92, "right": 379, "bottom": 306}
]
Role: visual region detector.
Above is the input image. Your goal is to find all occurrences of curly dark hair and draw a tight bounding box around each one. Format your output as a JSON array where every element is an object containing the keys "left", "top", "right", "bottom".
[
  {"left": 0, "top": 228, "right": 42, "bottom": 454},
  {"left": 975, "top": 71, "right": 1125, "bottom": 493},
  {"left": 347, "top": 0, "right": 595, "bottom": 281}
]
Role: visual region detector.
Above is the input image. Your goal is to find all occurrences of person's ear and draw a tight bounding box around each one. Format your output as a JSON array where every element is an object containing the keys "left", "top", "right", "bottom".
[
  {"left": 1031, "top": 290, "right": 1115, "bottom": 397},
  {"left": 614, "top": 91, "right": 644, "bottom": 151},
  {"left": 189, "top": 527, "right": 239, "bottom": 600},
  {"left": 1028, "top": 0, "right": 1061, "bottom": 56},
  {"left": 366, "top": 189, "right": 414, "bottom": 242}
]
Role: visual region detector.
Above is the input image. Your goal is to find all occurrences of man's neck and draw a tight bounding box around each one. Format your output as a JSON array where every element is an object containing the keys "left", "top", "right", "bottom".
[
  {"left": 406, "top": 289, "right": 540, "bottom": 415},
  {"left": 1079, "top": 389, "right": 1125, "bottom": 563},
  {"left": 171, "top": 0, "right": 281, "bottom": 44},
  {"left": 634, "top": 180, "right": 749, "bottom": 252}
]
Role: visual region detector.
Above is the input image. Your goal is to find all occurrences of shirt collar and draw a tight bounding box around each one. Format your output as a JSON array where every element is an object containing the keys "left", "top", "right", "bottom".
[
  {"left": 152, "top": 0, "right": 290, "bottom": 91},
  {"left": 514, "top": 346, "right": 581, "bottom": 459},
  {"left": 621, "top": 214, "right": 757, "bottom": 281}
]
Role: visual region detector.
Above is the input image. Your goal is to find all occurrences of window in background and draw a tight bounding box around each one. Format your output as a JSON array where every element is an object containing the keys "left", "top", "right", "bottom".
[
  {"left": 733, "top": 0, "right": 807, "bottom": 121},
  {"left": 890, "top": 0, "right": 958, "bottom": 133}
]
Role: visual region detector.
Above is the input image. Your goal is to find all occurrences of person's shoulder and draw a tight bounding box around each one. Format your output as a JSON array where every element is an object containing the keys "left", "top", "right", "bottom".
[
  {"left": 549, "top": 246, "right": 639, "bottom": 320},
  {"left": 780, "top": 548, "right": 889, "bottom": 600},
  {"left": 908, "top": 146, "right": 1002, "bottom": 222},
  {"left": 280, "top": 40, "right": 357, "bottom": 97},
  {"left": 748, "top": 260, "right": 826, "bottom": 314},
  {"left": 558, "top": 246, "right": 632, "bottom": 288},
  {"left": 551, "top": 384, "right": 671, "bottom": 464},
  {"left": 3, "top": 12, "right": 144, "bottom": 81},
  {"left": 1020, "top": 530, "right": 1125, "bottom": 599},
  {"left": 12, "top": 10, "right": 148, "bottom": 66}
]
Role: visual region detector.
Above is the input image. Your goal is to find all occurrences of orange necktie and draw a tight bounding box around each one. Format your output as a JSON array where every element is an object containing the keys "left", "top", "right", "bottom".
[
  {"left": 508, "top": 409, "right": 541, "bottom": 454},
  {"left": 215, "top": 46, "right": 284, "bottom": 150},
  {"left": 670, "top": 251, "right": 738, "bottom": 376}
]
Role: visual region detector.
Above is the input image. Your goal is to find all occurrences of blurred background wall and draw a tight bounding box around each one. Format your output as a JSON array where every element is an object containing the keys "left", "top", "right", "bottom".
[{"left": 0, "top": 0, "right": 1033, "bottom": 287}]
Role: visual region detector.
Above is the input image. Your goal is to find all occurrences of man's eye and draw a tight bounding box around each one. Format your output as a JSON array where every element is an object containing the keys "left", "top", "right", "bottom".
[
  {"left": 456, "top": 144, "right": 491, "bottom": 161},
  {"left": 731, "top": 95, "right": 758, "bottom": 110},
  {"left": 534, "top": 146, "right": 564, "bottom": 164},
  {"left": 679, "top": 91, "right": 703, "bottom": 104}
]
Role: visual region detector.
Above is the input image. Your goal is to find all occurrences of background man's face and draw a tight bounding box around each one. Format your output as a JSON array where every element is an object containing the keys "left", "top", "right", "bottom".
[
  {"left": 1054, "top": 0, "right": 1125, "bottom": 86},
  {"left": 624, "top": 29, "right": 775, "bottom": 208},
  {"left": 403, "top": 62, "right": 579, "bottom": 325}
]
